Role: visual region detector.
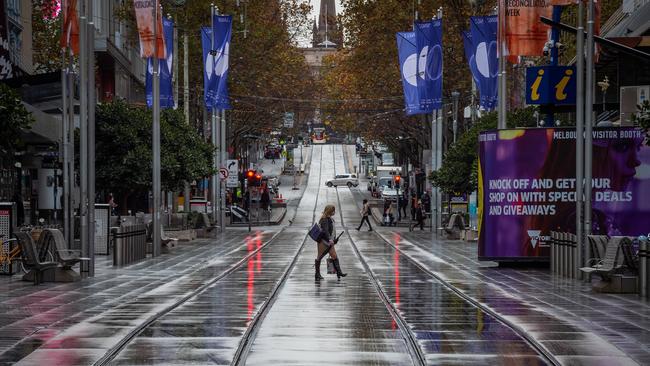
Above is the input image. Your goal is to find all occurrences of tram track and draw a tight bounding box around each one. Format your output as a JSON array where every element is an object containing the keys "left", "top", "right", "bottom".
[
  {"left": 96, "top": 146, "right": 327, "bottom": 366},
  {"left": 332, "top": 145, "right": 427, "bottom": 366},
  {"left": 231, "top": 145, "right": 326, "bottom": 365},
  {"left": 337, "top": 144, "right": 561, "bottom": 366},
  {"left": 373, "top": 231, "right": 562, "bottom": 366}
]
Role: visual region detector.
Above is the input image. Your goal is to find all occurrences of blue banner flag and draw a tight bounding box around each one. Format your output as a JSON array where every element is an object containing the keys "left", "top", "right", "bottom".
[
  {"left": 414, "top": 20, "right": 443, "bottom": 111},
  {"left": 469, "top": 16, "right": 498, "bottom": 110},
  {"left": 145, "top": 17, "right": 174, "bottom": 109},
  {"left": 202, "top": 15, "right": 232, "bottom": 111},
  {"left": 462, "top": 31, "right": 480, "bottom": 87},
  {"left": 396, "top": 32, "right": 426, "bottom": 116}
]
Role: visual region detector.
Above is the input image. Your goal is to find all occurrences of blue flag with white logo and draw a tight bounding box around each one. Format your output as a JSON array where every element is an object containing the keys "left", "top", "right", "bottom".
[
  {"left": 462, "top": 31, "right": 480, "bottom": 87},
  {"left": 146, "top": 17, "right": 174, "bottom": 109},
  {"left": 202, "top": 15, "right": 232, "bottom": 111},
  {"left": 470, "top": 16, "right": 498, "bottom": 110},
  {"left": 414, "top": 20, "right": 443, "bottom": 111},
  {"left": 396, "top": 32, "right": 426, "bottom": 116}
]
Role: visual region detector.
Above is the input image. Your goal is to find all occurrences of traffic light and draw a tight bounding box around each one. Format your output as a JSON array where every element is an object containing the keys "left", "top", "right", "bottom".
[
  {"left": 245, "top": 170, "right": 262, "bottom": 187},
  {"left": 394, "top": 175, "right": 401, "bottom": 189}
]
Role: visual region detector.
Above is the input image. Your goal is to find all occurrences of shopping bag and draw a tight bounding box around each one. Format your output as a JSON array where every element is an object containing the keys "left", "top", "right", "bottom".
[{"left": 326, "top": 258, "right": 336, "bottom": 274}]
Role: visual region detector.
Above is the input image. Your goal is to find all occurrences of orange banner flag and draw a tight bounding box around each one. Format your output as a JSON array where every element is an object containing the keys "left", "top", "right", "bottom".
[
  {"left": 134, "top": 0, "right": 166, "bottom": 59},
  {"left": 60, "top": 0, "right": 79, "bottom": 54},
  {"left": 503, "top": 1, "right": 553, "bottom": 57}
]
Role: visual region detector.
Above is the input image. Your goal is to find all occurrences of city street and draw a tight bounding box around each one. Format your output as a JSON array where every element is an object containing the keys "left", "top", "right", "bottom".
[
  {"left": 0, "top": 145, "right": 647, "bottom": 365},
  {"left": 2, "top": 0, "right": 649, "bottom": 365}
]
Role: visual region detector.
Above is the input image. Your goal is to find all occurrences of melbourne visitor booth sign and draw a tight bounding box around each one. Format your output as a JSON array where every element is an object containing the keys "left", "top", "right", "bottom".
[{"left": 478, "top": 127, "right": 650, "bottom": 262}]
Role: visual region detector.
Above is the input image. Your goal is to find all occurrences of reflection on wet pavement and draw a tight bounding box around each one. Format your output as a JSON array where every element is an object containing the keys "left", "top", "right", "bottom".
[
  {"left": 370, "top": 230, "right": 641, "bottom": 366},
  {"left": 1, "top": 144, "right": 647, "bottom": 365}
]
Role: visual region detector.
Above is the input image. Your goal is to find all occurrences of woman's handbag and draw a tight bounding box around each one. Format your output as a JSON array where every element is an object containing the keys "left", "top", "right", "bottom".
[{"left": 308, "top": 223, "right": 322, "bottom": 242}]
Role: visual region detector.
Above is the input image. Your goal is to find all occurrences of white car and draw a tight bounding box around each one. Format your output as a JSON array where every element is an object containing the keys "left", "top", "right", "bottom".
[
  {"left": 325, "top": 174, "right": 359, "bottom": 188},
  {"left": 381, "top": 187, "right": 400, "bottom": 201}
]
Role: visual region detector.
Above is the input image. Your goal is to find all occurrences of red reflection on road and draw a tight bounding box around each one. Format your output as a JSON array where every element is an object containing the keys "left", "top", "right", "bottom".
[
  {"left": 247, "top": 232, "right": 263, "bottom": 323},
  {"left": 392, "top": 232, "right": 401, "bottom": 330}
]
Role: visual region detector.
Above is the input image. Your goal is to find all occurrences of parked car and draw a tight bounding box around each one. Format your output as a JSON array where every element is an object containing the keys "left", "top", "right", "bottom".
[{"left": 325, "top": 173, "right": 359, "bottom": 188}]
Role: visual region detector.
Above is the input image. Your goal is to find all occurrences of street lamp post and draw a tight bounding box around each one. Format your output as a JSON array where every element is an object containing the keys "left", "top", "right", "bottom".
[{"left": 597, "top": 76, "right": 610, "bottom": 113}]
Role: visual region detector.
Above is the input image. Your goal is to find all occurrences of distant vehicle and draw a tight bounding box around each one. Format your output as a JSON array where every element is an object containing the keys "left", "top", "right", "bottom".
[
  {"left": 325, "top": 173, "right": 359, "bottom": 188},
  {"left": 377, "top": 177, "right": 393, "bottom": 193},
  {"left": 381, "top": 187, "right": 400, "bottom": 201},
  {"left": 312, "top": 127, "right": 326, "bottom": 144},
  {"left": 376, "top": 166, "right": 402, "bottom": 179}
]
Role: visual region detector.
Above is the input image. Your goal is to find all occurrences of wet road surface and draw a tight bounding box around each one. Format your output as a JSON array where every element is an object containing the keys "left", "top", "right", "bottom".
[{"left": 1, "top": 144, "right": 644, "bottom": 365}]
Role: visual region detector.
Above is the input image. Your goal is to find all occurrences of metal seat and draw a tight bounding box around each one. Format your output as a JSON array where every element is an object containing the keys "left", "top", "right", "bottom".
[
  {"left": 580, "top": 236, "right": 633, "bottom": 280},
  {"left": 41, "top": 229, "right": 90, "bottom": 269},
  {"left": 14, "top": 232, "right": 58, "bottom": 285}
]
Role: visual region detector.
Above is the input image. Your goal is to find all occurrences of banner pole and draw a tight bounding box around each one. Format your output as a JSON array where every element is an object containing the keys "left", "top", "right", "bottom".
[
  {"left": 582, "top": 0, "right": 595, "bottom": 280},
  {"left": 61, "top": 0, "right": 70, "bottom": 244},
  {"left": 79, "top": 0, "right": 88, "bottom": 272},
  {"left": 575, "top": 1, "right": 585, "bottom": 279},
  {"left": 584, "top": 0, "right": 595, "bottom": 240},
  {"left": 221, "top": 109, "right": 227, "bottom": 231},
  {"left": 68, "top": 53, "right": 75, "bottom": 245},
  {"left": 183, "top": 31, "right": 191, "bottom": 213},
  {"left": 497, "top": 1, "right": 507, "bottom": 129},
  {"left": 210, "top": 5, "right": 219, "bottom": 224},
  {"left": 87, "top": 0, "right": 96, "bottom": 276},
  {"left": 152, "top": 0, "right": 162, "bottom": 257}
]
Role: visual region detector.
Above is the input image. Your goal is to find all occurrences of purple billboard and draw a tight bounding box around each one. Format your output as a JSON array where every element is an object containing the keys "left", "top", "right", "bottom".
[{"left": 478, "top": 127, "right": 650, "bottom": 261}]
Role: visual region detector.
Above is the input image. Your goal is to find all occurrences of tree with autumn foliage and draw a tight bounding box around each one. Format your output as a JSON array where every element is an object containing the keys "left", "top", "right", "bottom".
[
  {"left": 319, "top": 0, "right": 497, "bottom": 166},
  {"left": 115, "top": 0, "right": 315, "bottom": 153}
]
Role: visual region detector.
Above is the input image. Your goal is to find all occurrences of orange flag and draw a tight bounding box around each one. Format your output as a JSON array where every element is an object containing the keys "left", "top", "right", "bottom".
[
  {"left": 502, "top": 1, "right": 552, "bottom": 57},
  {"left": 134, "top": 0, "right": 166, "bottom": 59},
  {"left": 60, "top": 0, "right": 79, "bottom": 54}
]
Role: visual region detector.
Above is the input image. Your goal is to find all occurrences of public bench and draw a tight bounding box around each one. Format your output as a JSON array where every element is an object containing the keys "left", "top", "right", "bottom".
[
  {"left": 581, "top": 236, "right": 638, "bottom": 293},
  {"left": 39, "top": 228, "right": 90, "bottom": 270},
  {"left": 14, "top": 232, "right": 58, "bottom": 285},
  {"left": 439, "top": 214, "right": 466, "bottom": 240}
]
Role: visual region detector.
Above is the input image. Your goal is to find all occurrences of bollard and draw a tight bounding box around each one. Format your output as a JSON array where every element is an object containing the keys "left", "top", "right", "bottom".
[
  {"left": 641, "top": 241, "right": 647, "bottom": 299},
  {"left": 570, "top": 233, "right": 577, "bottom": 279},
  {"left": 550, "top": 232, "right": 556, "bottom": 275}
]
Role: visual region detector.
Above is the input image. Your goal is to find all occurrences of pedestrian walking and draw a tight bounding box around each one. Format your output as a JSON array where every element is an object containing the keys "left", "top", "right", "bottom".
[
  {"left": 383, "top": 201, "right": 395, "bottom": 226},
  {"left": 399, "top": 193, "right": 408, "bottom": 218},
  {"left": 410, "top": 193, "right": 417, "bottom": 220},
  {"left": 410, "top": 200, "right": 425, "bottom": 231},
  {"left": 421, "top": 191, "right": 431, "bottom": 213},
  {"left": 314, "top": 204, "right": 347, "bottom": 280},
  {"left": 356, "top": 199, "right": 373, "bottom": 231},
  {"left": 108, "top": 194, "right": 118, "bottom": 216},
  {"left": 261, "top": 188, "right": 271, "bottom": 220}
]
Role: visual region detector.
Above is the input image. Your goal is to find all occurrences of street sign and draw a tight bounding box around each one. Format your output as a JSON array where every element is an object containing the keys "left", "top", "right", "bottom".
[
  {"left": 283, "top": 112, "right": 294, "bottom": 128},
  {"left": 226, "top": 159, "right": 239, "bottom": 188},
  {"left": 526, "top": 66, "right": 577, "bottom": 105},
  {"left": 219, "top": 168, "right": 228, "bottom": 181}
]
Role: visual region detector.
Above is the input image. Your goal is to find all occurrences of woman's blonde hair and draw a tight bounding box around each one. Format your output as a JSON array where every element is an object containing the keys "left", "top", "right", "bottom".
[{"left": 321, "top": 204, "right": 336, "bottom": 220}]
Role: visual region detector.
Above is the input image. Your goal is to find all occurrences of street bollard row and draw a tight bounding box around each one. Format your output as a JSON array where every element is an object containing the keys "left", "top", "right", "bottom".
[
  {"left": 550, "top": 231, "right": 578, "bottom": 279},
  {"left": 112, "top": 224, "right": 147, "bottom": 266}
]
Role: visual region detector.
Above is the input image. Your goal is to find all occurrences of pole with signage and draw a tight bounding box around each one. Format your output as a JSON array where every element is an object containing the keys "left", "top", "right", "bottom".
[
  {"left": 79, "top": 0, "right": 88, "bottom": 271},
  {"left": 87, "top": 0, "right": 96, "bottom": 275},
  {"left": 584, "top": 0, "right": 595, "bottom": 241},
  {"left": 575, "top": 1, "right": 585, "bottom": 278},
  {"left": 152, "top": 0, "right": 162, "bottom": 257}
]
